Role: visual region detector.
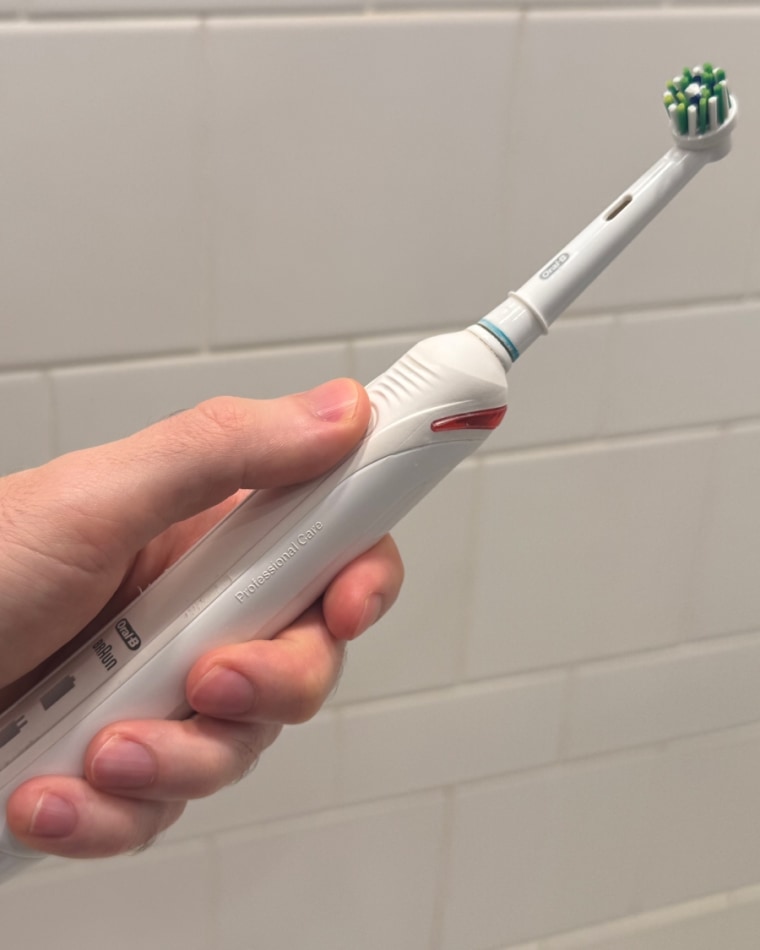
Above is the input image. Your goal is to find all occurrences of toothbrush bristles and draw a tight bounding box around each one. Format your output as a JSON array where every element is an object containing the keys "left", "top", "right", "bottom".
[{"left": 663, "top": 62, "right": 733, "bottom": 137}]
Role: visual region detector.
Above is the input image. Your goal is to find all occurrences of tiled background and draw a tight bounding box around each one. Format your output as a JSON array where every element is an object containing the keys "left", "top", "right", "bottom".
[{"left": 1, "top": 3, "right": 760, "bottom": 949}]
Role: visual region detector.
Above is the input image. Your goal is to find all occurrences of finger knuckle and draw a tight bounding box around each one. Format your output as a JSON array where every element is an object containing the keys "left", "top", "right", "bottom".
[{"left": 193, "top": 396, "right": 250, "bottom": 443}]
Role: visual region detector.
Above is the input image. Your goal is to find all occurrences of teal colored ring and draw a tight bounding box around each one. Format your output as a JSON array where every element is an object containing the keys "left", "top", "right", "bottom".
[{"left": 478, "top": 319, "right": 520, "bottom": 362}]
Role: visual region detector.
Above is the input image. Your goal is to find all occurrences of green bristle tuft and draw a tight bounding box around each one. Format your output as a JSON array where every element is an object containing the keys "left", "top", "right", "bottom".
[
  {"left": 664, "top": 61, "right": 732, "bottom": 136},
  {"left": 676, "top": 102, "right": 688, "bottom": 135}
]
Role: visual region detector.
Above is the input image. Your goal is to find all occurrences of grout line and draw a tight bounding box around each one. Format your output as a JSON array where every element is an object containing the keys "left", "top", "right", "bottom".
[
  {"left": 332, "top": 624, "right": 760, "bottom": 725},
  {"left": 479, "top": 420, "right": 744, "bottom": 464},
  {"left": 427, "top": 786, "right": 456, "bottom": 950},
  {"left": 4, "top": 292, "right": 759, "bottom": 375},
  {"left": 3, "top": 3, "right": 675, "bottom": 27},
  {"left": 38, "top": 368, "right": 58, "bottom": 460},
  {"left": 187, "top": 717, "right": 760, "bottom": 848}
]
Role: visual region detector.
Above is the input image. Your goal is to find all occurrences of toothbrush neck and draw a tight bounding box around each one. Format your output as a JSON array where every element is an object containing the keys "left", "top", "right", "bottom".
[{"left": 478, "top": 146, "right": 708, "bottom": 362}]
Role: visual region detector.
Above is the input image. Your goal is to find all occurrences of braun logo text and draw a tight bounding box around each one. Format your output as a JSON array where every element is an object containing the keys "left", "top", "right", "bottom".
[{"left": 93, "top": 638, "right": 117, "bottom": 672}]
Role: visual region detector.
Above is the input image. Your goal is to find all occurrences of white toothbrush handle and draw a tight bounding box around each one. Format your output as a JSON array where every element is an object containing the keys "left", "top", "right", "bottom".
[{"left": 0, "top": 328, "right": 508, "bottom": 881}]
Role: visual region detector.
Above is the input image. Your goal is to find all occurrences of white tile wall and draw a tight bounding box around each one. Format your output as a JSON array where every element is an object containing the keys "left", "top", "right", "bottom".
[
  {"left": 0, "top": 839, "right": 214, "bottom": 950},
  {"left": 204, "top": 14, "right": 520, "bottom": 347},
  {"left": 504, "top": 9, "right": 760, "bottom": 313},
  {"left": 0, "top": 372, "right": 51, "bottom": 474},
  {"left": 334, "top": 462, "right": 479, "bottom": 702},
  {"left": 212, "top": 794, "right": 445, "bottom": 950},
  {"left": 467, "top": 432, "right": 716, "bottom": 677},
  {"left": 2, "top": 5, "right": 760, "bottom": 950},
  {"left": 542, "top": 891, "right": 760, "bottom": 950},
  {"left": 337, "top": 671, "right": 564, "bottom": 801},
  {"left": 565, "top": 631, "right": 760, "bottom": 758},
  {"left": 641, "top": 727, "right": 760, "bottom": 908},
  {"left": 52, "top": 342, "right": 350, "bottom": 452},
  {"left": 688, "top": 424, "right": 760, "bottom": 641},
  {"left": 166, "top": 713, "right": 339, "bottom": 840},
  {"left": 0, "top": 22, "right": 207, "bottom": 368},
  {"left": 441, "top": 754, "right": 658, "bottom": 948},
  {"left": 600, "top": 302, "right": 760, "bottom": 436}
]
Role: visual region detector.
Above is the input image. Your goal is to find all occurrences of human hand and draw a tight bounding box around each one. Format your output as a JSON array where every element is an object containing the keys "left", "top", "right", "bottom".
[{"left": 0, "top": 379, "right": 403, "bottom": 858}]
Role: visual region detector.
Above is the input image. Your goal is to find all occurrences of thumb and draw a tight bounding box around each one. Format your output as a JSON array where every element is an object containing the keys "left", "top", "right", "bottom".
[
  {"left": 0, "top": 379, "right": 370, "bottom": 687},
  {"left": 78, "top": 377, "right": 370, "bottom": 547}
]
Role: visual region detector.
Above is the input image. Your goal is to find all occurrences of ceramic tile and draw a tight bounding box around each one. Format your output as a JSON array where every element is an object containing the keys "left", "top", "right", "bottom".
[
  {"left": 601, "top": 303, "right": 760, "bottom": 436},
  {"left": 33, "top": 0, "right": 357, "bottom": 11},
  {"left": 441, "top": 755, "right": 656, "bottom": 948},
  {"left": 166, "top": 714, "right": 338, "bottom": 840},
  {"left": 505, "top": 10, "right": 760, "bottom": 314},
  {"left": 467, "top": 432, "right": 716, "bottom": 677},
  {"left": 0, "top": 372, "right": 52, "bottom": 473},
  {"left": 0, "top": 839, "right": 212, "bottom": 950},
  {"left": 213, "top": 795, "right": 444, "bottom": 950},
  {"left": 206, "top": 14, "right": 520, "bottom": 347},
  {"left": 687, "top": 425, "right": 760, "bottom": 640},
  {"left": 52, "top": 343, "right": 350, "bottom": 452},
  {"left": 642, "top": 728, "right": 760, "bottom": 908},
  {"left": 338, "top": 673, "right": 563, "bottom": 802},
  {"left": 544, "top": 897, "right": 760, "bottom": 950},
  {"left": 334, "top": 462, "right": 479, "bottom": 702},
  {"left": 566, "top": 633, "right": 760, "bottom": 758},
  {"left": 0, "top": 22, "right": 206, "bottom": 368},
  {"left": 490, "top": 315, "right": 613, "bottom": 452}
]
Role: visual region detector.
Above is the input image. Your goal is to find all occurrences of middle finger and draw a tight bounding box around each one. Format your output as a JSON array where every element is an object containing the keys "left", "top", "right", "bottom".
[{"left": 85, "top": 716, "right": 281, "bottom": 801}]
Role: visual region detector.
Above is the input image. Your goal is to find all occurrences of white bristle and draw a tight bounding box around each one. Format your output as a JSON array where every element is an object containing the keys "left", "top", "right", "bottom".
[
  {"left": 668, "top": 103, "right": 679, "bottom": 135},
  {"left": 720, "top": 80, "right": 731, "bottom": 118},
  {"left": 687, "top": 104, "right": 698, "bottom": 137},
  {"left": 708, "top": 96, "right": 719, "bottom": 131}
]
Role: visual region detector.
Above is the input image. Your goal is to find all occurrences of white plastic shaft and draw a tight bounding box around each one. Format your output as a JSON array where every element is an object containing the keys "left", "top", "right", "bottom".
[
  {"left": 480, "top": 146, "right": 710, "bottom": 359},
  {"left": 517, "top": 147, "right": 707, "bottom": 329}
]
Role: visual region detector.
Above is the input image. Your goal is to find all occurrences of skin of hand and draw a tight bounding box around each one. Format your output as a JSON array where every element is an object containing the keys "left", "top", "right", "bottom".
[{"left": 0, "top": 379, "right": 403, "bottom": 859}]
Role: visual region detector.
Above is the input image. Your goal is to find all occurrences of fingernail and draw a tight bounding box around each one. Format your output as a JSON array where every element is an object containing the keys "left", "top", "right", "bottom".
[
  {"left": 90, "top": 737, "right": 157, "bottom": 789},
  {"left": 353, "top": 593, "right": 384, "bottom": 639},
  {"left": 29, "top": 792, "right": 77, "bottom": 838},
  {"left": 190, "top": 667, "right": 255, "bottom": 717},
  {"left": 305, "top": 379, "right": 360, "bottom": 423}
]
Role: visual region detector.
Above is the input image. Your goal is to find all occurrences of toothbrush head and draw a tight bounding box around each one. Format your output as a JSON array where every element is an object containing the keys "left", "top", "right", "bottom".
[{"left": 664, "top": 63, "right": 737, "bottom": 156}]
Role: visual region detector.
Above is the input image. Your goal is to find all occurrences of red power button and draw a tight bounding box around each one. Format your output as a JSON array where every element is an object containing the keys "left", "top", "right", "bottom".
[{"left": 430, "top": 406, "right": 507, "bottom": 432}]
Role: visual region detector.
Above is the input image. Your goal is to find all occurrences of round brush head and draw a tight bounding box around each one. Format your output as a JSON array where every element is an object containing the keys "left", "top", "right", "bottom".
[{"left": 664, "top": 63, "right": 738, "bottom": 154}]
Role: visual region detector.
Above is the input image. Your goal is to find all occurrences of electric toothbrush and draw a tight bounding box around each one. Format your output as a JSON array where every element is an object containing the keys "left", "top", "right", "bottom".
[{"left": 0, "top": 64, "right": 738, "bottom": 882}]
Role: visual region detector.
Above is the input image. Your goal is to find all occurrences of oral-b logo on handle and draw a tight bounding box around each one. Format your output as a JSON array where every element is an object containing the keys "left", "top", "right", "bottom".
[
  {"left": 540, "top": 252, "right": 570, "bottom": 280},
  {"left": 115, "top": 618, "right": 141, "bottom": 651}
]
